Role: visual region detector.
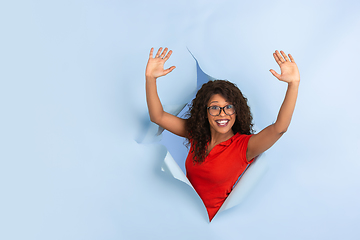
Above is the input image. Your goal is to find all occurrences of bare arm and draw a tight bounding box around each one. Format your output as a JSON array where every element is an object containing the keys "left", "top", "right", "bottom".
[
  {"left": 246, "top": 50, "right": 300, "bottom": 161},
  {"left": 145, "top": 47, "right": 187, "bottom": 138}
]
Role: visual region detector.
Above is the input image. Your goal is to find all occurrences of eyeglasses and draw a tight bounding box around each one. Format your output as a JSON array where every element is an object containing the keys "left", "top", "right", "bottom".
[{"left": 207, "top": 105, "right": 235, "bottom": 116}]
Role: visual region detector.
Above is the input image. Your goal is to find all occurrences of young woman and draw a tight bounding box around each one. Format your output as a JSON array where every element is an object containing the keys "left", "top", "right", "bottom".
[{"left": 145, "top": 47, "right": 300, "bottom": 221}]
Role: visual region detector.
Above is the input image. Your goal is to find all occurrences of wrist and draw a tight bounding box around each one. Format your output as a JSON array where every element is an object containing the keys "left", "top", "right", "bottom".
[
  {"left": 288, "top": 80, "right": 300, "bottom": 88},
  {"left": 146, "top": 75, "right": 157, "bottom": 82}
]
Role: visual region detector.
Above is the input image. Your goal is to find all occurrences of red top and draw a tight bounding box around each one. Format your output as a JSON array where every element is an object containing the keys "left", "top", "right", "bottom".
[{"left": 185, "top": 133, "right": 253, "bottom": 221}]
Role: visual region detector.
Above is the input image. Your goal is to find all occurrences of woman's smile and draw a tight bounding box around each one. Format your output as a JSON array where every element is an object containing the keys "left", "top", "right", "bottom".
[
  {"left": 207, "top": 94, "right": 236, "bottom": 136},
  {"left": 215, "top": 119, "right": 230, "bottom": 127}
]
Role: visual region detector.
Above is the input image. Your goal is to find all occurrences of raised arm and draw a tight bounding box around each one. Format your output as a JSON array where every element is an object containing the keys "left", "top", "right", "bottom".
[
  {"left": 246, "top": 50, "right": 300, "bottom": 161},
  {"left": 145, "top": 47, "right": 187, "bottom": 138}
]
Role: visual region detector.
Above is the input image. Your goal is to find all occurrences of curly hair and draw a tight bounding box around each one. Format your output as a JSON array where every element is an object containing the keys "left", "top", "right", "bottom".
[{"left": 185, "top": 80, "right": 254, "bottom": 163}]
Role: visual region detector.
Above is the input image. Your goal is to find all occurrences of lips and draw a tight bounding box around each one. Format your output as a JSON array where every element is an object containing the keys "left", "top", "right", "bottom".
[{"left": 215, "top": 119, "right": 229, "bottom": 127}]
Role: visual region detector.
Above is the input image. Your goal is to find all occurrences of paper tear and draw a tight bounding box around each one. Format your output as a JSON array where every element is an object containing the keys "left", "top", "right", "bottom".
[
  {"left": 138, "top": 50, "right": 269, "bottom": 220},
  {"left": 136, "top": 104, "right": 188, "bottom": 144},
  {"left": 161, "top": 151, "right": 268, "bottom": 213},
  {"left": 137, "top": 49, "right": 212, "bottom": 144},
  {"left": 218, "top": 154, "right": 268, "bottom": 213},
  {"left": 161, "top": 151, "right": 193, "bottom": 189}
]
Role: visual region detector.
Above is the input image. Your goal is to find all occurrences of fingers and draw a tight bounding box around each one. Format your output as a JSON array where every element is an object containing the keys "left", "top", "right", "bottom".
[
  {"left": 164, "top": 66, "right": 176, "bottom": 75},
  {"left": 273, "top": 51, "right": 282, "bottom": 65},
  {"left": 160, "top": 47, "right": 168, "bottom": 58},
  {"left": 163, "top": 50, "right": 172, "bottom": 61},
  {"left": 275, "top": 50, "right": 285, "bottom": 63},
  {"left": 155, "top": 47, "right": 163, "bottom": 58},
  {"left": 152, "top": 47, "right": 172, "bottom": 60},
  {"left": 288, "top": 53, "right": 295, "bottom": 63},
  {"left": 269, "top": 69, "right": 280, "bottom": 79},
  {"left": 274, "top": 50, "right": 294, "bottom": 64},
  {"left": 280, "top": 51, "right": 290, "bottom": 62}
]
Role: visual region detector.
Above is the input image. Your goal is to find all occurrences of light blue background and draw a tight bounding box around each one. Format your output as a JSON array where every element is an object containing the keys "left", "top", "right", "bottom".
[{"left": 1, "top": 0, "right": 360, "bottom": 239}]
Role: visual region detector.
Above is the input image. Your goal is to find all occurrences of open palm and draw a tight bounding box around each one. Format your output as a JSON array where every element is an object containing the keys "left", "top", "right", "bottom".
[
  {"left": 145, "top": 47, "right": 176, "bottom": 79},
  {"left": 270, "top": 50, "right": 300, "bottom": 83}
]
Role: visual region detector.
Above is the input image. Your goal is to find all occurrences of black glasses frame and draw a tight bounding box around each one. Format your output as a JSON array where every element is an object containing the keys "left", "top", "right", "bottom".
[{"left": 207, "top": 105, "right": 236, "bottom": 116}]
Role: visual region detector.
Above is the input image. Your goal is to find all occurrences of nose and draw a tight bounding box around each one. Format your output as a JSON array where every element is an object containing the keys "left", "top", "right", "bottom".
[{"left": 219, "top": 107, "right": 227, "bottom": 116}]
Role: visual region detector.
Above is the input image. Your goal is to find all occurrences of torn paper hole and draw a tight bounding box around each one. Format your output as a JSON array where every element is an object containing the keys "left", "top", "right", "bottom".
[
  {"left": 161, "top": 150, "right": 268, "bottom": 215},
  {"left": 138, "top": 50, "right": 269, "bottom": 221}
]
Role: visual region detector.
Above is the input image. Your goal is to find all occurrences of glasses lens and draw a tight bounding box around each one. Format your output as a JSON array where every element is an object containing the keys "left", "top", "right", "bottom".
[
  {"left": 208, "top": 106, "right": 220, "bottom": 116},
  {"left": 224, "top": 105, "right": 235, "bottom": 115}
]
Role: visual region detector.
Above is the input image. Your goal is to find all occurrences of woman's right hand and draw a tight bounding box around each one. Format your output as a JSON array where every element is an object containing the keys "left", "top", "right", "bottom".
[
  {"left": 145, "top": 47, "right": 187, "bottom": 138},
  {"left": 145, "top": 47, "right": 176, "bottom": 79}
]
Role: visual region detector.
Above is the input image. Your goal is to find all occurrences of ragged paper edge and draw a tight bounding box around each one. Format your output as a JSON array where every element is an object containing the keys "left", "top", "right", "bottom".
[
  {"left": 218, "top": 154, "right": 268, "bottom": 213},
  {"left": 139, "top": 49, "right": 268, "bottom": 215},
  {"left": 161, "top": 151, "right": 194, "bottom": 189},
  {"left": 136, "top": 49, "right": 213, "bottom": 145},
  {"left": 161, "top": 151, "right": 268, "bottom": 212},
  {"left": 135, "top": 103, "right": 187, "bottom": 144}
]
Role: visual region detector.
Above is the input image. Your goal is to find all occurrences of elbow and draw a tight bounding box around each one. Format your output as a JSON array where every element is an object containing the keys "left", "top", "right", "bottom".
[
  {"left": 149, "top": 110, "right": 165, "bottom": 125},
  {"left": 279, "top": 128, "right": 287, "bottom": 135},
  {"left": 149, "top": 114, "right": 163, "bottom": 125},
  {"left": 273, "top": 124, "right": 288, "bottom": 135},
  {"left": 150, "top": 116, "right": 159, "bottom": 124}
]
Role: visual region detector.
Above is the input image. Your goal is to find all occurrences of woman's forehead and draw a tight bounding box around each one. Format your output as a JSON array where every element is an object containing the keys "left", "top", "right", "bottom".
[{"left": 208, "top": 94, "right": 230, "bottom": 104}]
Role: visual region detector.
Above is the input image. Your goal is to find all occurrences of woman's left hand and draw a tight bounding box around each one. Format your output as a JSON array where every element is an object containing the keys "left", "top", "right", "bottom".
[{"left": 270, "top": 50, "right": 300, "bottom": 84}]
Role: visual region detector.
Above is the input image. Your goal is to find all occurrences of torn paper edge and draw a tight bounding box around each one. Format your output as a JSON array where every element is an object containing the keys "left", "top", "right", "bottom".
[
  {"left": 141, "top": 49, "right": 269, "bottom": 214},
  {"left": 161, "top": 151, "right": 268, "bottom": 212},
  {"left": 218, "top": 154, "right": 268, "bottom": 213}
]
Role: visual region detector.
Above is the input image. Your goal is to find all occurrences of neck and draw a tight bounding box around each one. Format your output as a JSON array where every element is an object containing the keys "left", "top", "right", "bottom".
[{"left": 210, "top": 130, "right": 234, "bottom": 145}]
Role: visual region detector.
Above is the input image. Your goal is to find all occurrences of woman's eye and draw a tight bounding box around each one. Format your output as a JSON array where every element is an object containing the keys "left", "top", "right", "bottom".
[
  {"left": 210, "top": 106, "right": 219, "bottom": 110},
  {"left": 226, "top": 105, "right": 234, "bottom": 109}
]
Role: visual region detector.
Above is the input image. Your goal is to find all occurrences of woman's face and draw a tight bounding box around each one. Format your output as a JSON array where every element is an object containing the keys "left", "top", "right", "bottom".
[{"left": 207, "top": 94, "right": 236, "bottom": 136}]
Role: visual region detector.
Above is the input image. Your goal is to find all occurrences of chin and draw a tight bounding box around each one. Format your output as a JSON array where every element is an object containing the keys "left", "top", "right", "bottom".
[{"left": 210, "top": 122, "right": 235, "bottom": 135}]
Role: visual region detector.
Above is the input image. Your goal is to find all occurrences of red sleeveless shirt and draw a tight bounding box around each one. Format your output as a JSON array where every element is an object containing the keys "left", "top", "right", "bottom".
[{"left": 185, "top": 133, "right": 253, "bottom": 221}]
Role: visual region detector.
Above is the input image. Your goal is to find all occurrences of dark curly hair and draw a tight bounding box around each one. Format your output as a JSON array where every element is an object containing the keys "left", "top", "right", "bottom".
[{"left": 185, "top": 80, "right": 254, "bottom": 163}]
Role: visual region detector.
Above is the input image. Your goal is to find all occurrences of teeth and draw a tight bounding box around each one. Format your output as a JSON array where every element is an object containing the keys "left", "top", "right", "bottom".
[{"left": 216, "top": 120, "right": 229, "bottom": 125}]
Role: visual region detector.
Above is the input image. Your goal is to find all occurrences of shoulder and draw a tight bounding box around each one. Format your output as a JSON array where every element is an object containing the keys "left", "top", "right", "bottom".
[
  {"left": 232, "top": 133, "right": 253, "bottom": 152},
  {"left": 233, "top": 132, "right": 253, "bottom": 143},
  {"left": 232, "top": 133, "right": 253, "bottom": 163}
]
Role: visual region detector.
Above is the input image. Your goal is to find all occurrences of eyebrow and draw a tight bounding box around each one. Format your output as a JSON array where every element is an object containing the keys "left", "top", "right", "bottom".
[{"left": 209, "top": 101, "right": 232, "bottom": 105}]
